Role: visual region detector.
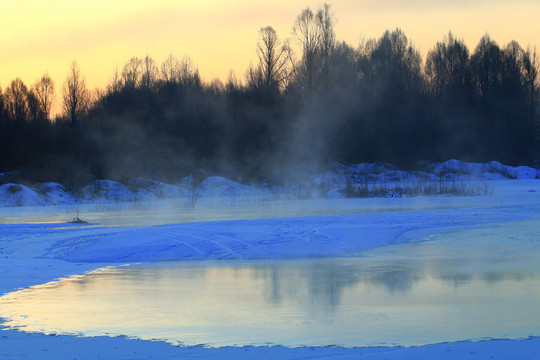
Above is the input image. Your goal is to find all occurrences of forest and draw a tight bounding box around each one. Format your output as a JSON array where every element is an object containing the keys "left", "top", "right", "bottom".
[{"left": 0, "top": 4, "right": 539, "bottom": 188}]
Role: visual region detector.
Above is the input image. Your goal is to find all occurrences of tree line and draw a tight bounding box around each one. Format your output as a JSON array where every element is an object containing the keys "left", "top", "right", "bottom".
[{"left": 1, "top": 4, "right": 539, "bottom": 188}]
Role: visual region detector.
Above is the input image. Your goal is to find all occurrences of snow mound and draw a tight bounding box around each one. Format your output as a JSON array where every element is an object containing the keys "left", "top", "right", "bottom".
[
  {"left": 81, "top": 180, "right": 137, "bottom": 202},
  {"left": 34, "top": 182, "right": 77, "bottom": 205},
  {"left": 334, "top": 162, "right": 438, "bottom": 183},
  {"left": 0, "top": 184, "right": 45, "bottom": 207},
  {"left": 128, "top": 178, "right": 190, "bottom": 199},
  {"left": 433, "top": 160, "right": 539, "bottom": 180},
  {"left": 514, "top": 166, "right": 538, "bottom": 179},
  {"left": 198, "top": 176, "right": 261, "bottom": 197},
  {"left": 0, "top": 160, "right": 538, "bottom": 208}
]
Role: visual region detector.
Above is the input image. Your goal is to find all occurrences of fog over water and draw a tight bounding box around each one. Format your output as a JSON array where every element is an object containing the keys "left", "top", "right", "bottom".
[{"left": 0, "top": 183, "right": 526, "bottom": 227}]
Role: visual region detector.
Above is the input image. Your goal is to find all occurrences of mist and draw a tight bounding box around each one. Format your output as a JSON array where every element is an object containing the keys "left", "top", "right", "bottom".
[{"left": 0, "top": 5, "right": 538, "bottom": 190}]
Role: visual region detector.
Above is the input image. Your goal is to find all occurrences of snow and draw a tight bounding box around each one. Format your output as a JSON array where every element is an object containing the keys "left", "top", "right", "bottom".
[
  {"left": 0, "top": 183, "right": 45, "bottom": 207},
  {"left": 0, "top": 330, "right": 539, "bottom": 360},
  {"left": 36, "top": 182, "right": 77, "bottom": 205},
  {"left": 432, "top": 160, "right": 539, "bottom": 180},
  {"left": 1, "top": 160, "right": 540, "bottom": 359},
  {"left": 0, "top": 160, "right": 538, "bottom": 209}
]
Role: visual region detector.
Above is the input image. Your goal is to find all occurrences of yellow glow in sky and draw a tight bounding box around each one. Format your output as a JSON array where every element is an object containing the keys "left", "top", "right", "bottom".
[{"left": 1, "top": 0, "right": 539, "bottom": 94}]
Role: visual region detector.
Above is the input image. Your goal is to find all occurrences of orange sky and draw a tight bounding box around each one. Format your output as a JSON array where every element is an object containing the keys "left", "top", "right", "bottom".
[{"left": 1, "top": 0, "right": 539, "bottom": 99}]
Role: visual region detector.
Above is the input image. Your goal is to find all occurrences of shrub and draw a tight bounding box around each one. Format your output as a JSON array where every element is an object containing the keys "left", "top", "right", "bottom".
[{"left": 6, "top": 184, "right": 22, "bottom": 194}]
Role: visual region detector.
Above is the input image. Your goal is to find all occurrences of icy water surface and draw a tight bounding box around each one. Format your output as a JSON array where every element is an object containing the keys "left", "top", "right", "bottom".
[
  {"left": 0, "top": 194, "right": 512, "bottom": 227},
  {"left": 1, "top": 224, "right": 540, "bottom": 347}
]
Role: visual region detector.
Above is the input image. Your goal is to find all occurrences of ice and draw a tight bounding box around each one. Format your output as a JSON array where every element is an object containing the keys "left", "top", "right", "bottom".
[{"left": 3, "top": 228, "right": 540, "bottom": 348}]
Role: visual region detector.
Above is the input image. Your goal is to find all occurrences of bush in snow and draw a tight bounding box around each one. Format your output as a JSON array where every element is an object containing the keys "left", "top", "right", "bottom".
[{"left": 5, "top": 184, "right": 22, "bottom": 195}]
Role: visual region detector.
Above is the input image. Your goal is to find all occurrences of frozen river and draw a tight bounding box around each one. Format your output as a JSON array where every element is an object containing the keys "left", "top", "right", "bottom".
[
  {"left": 2, "top": 219, "right": 540, "bottom": 347},
  {"left": 0, "top": 181, "right": 532, "bottom": 227},
  {"left": 2, "top": 180, "right": 540, "bottom": 359}
]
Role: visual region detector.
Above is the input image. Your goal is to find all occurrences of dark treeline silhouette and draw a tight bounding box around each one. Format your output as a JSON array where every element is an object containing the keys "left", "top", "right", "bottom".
[{"left": 1, "top": 4, "right": 539, "bottom": 188}]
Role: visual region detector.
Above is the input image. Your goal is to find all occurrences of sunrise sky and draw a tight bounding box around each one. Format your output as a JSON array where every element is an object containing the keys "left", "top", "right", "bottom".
[{"left": 1, "top": 0, "right": 539, "bottom": 94}]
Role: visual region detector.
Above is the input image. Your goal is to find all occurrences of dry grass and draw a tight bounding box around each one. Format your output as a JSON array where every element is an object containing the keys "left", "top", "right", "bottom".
[{"left": 344, "top": 178, "right": 493, "bottom": 198}]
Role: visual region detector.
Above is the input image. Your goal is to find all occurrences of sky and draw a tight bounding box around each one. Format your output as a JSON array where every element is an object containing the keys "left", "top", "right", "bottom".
[{"left": 1, "top": 0, "right": 539, "bottom": 97}]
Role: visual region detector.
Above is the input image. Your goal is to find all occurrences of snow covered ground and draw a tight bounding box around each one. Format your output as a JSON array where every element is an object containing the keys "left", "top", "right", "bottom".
[
  {"left": 1, "top": 160, "right": 538, "bottom": 209},
  {"left": 1, "top": 161, "right": 540, "bottom": 359}
]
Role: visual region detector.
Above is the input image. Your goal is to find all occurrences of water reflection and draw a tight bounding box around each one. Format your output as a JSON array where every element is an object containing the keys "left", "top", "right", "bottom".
[{"left": 2, "top": 241, "right": 540, "bottom": 347}]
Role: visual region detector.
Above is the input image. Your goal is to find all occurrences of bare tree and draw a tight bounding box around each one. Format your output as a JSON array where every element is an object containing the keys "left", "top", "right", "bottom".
[
  {"left": 293, "top": 7, "right": 321, "bottom": 93},
  {"left": 470, "top": 35, "right": 504, "bottom": 97},
  {"left": 178, "top": 55, "right": 200, "bottom": 87},
  {"left": 62, "top": 61, "right": 89, "bottom": 125},
  {"left": 0, "top": 86, "right": 4, "bottom": 119},
  {"left": 122, "top": 57, "right": 143, "bottom": 89},
  {"left": 519, "top": 46, "right": 539, "bottom": 109},
  {"left": 226, "top": 71, "right": 241, "bottom": 93},
  {"left": 107, "top": 66, "right": 122, "bottom": 95},
  {"left": 161, "top": 54, "right": 180, "bottom": 84},
  {"left": 316, "top": 4, "right": 336, "bottom": 74},
  {"left": 32, "top": 74, "right": 54, "bottom": 120},
  {"left": 361, "top": 29, "right": 422, "bottom": 92},
  {"left": 292, "top": 4, "right": 336, "bottom": 94},
  {"left": 249, "top": 26, "right": 291, "bottom": 99},
  {"left": 26, "top": 90, "right": 44, "bottom": 123},
  {"left": 425, "top": 32, "right": 471, "bottom": 98},
  {"left": 141, "top": 55, "right": 160, "bottom": 90},
  {"left": 5, "top": 78, "right": 29, "bottom": 122}
]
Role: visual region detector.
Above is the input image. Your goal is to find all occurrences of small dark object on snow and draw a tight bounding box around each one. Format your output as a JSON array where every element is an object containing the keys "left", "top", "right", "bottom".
[{"left": 68, "top": 211, "right": 87, "bottom": 224}]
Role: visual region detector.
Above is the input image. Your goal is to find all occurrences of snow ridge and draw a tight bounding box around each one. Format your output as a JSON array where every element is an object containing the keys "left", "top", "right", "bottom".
[{"left": 0, "top": 160, "right": 538, "bottom": 208}]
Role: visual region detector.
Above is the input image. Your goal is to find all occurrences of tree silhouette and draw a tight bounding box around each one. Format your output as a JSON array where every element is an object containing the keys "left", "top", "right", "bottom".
[
  {"left": 178, "top": 55, "right": 199, "bottom": 87},
  {"left": 361, "top": 29, "right": 422, "bottom": 93},
  {"left": 62, "top": 61, "right": 89, "bottom": 125},
  {"left": 26, "top": 90, "right": 44, "bottom": 123},
  {"left": 293, "top": 7, "right": 321, "bottom": 95},
  {"left": 141, "top": 55, "right": 160, "bottom": 90},
  {"left": 248, "top": 26, "right": 291, "bottom": 102},
  {"left": 106, "top": 66, "right": 122, "bottom": 95},
  {"left": 32, "top": 74, "right": 55, "bottom": 120},
  {"left": 5, "top": 78, "right": 29, "bottom": 123},
  {"left": 425, "top": 32, "right": 471, "bottom": 100},
  {"left": 471, "top": 35, "right": 504, "bottom": 98},
  {"left": 121, "top": 57, "right": 143, "bottom": 90},
  {"left": 315, "top": 3, "right": 336, "bottom": 88},
  {"left": 1, "top": 6, "right": 539, "bottom": 185},
  {"left": 161, "top": 54, "right": 180, "bottom": 85}
]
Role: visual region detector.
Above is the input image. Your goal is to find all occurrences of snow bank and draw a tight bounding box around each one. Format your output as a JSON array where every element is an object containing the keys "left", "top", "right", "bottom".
[
  {"left": 333, "top": 162, "right": 423, "bottom": 183},
  {"left": 0, "top": 183, "right": 45, "bottom": 207},
  {"left": 81, "top": 180, "right": 137, "bottom": 202},
  {"left": 1, "top": 328, "right": 538, "bottom": 360},
  {"left": 34, "top": 182, "right": 77, "bottom": 205},
  {"left": 130, "top": 177, "right": 190, "bottom": 198},
  {"left": 198, "top": 176, "right": 261, "bottom": 197},
  {"left": 0, "top": 160, "right": 538, "bottom": 208},
  {"left": 433, "top": 160, "right": 539, "bottom": 180}
]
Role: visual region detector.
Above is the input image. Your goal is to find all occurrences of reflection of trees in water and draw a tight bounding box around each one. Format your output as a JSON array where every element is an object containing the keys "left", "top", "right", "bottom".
[
  {"left": 305, "top": 260, "right": 362, "bottom": 309},
  {"left": 369, "top": 266, "right": 424, "bottom": 294},
  {"left": 252, "top": 259, "right": 426, "bottom": 310},
  {"left": 437, "top": 273, "right": 474, "bottom": 288},
  {"left": 253, "top": 264, "right": 299, "bottom": 304},
  {"left": 251, "top": 257, "right": 538, "bottom": 311},
  {"left": 481, "top": 271, "right": 528, "bottom": 284},
  {"left": 431, "top": 259, "right": 534, "bottom": 286}
]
